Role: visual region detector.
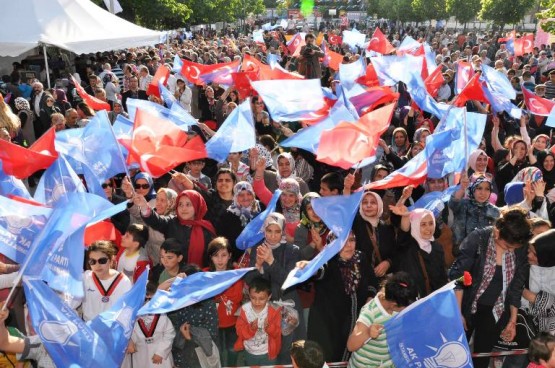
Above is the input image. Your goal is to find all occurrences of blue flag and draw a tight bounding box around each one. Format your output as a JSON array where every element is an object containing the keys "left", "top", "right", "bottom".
[
  {"left": 250, "top": 79, "right": 326, "bottom": 122},
  {"left": 172, "top": 54, "right": 183, "bottom": 74},
  {"left": 481, "top": 64, "right": 516, "bottom": 100},
  {"left": 55, "top": 111, "right": 127, "bottom": 187},
  {"left": 281, "top": 190, "right": 363, "bottom": 290},
  {"left": 21, "top": 193, "right": 126, "bottom": 291},
  {"left": 159, "top": 80, "right": 177, "bottom": 108},
  {"left": 425, "top": 127, "right": 461, "bottom": 179},
  {"left": 206, "top": 99, "right": 256, "bottom": 162},
  {"left": 34, "top": 155, "right": 86, "bottom": 206},
  {"left": 0, "top": 196, "right": 52, "bottom": 264},
  {"left": 370, "top": 54, "right": 423, "bottom": 87},
  {"left": 280, "top": 104, "right": 355, "bottom": 154},
  {"left": 88, "top": 270, "right": 149, "bottom": 367},
  {"left": 409, "top": 185, "right": 459, "bottom": 218},
  {"left": 385, "top": 284, "right": 472, "bottom": 368},
  {"left": 405, "top": 71, "right": 450, "bottom": 118},
  {"left": 113, "top": 114, "right": 134, "bottom": 140},
  {"left": 236, "top": 190, "right": 282, "bottom": 250},
  {"left": 0, "top": 162, "right": 31, "bottom": 199},
  {"left": 24, "top": 271, "right": 148, "bottom": 368},
  {"left": 138, "top": 268, "right": 254, "bottom": 315},
  {"left": 481, "top": 84, "right": 522, "bottom": 119},
  {"left": 126, "top": 98, "right": 197, "bottom": 129}
]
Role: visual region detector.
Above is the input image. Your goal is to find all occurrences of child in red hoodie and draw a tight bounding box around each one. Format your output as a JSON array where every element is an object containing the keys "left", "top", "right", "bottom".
[
  {"left": 235, "top": 277, "right": 281, "bottom": 366},
  {"left": 528, "top": 332, "right": 555, "bottom": 368}
]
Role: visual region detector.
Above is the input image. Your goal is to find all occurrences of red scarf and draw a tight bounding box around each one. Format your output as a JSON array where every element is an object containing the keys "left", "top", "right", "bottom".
[{"left": 176, "top": 190, "right": 216, "bottom": 266}]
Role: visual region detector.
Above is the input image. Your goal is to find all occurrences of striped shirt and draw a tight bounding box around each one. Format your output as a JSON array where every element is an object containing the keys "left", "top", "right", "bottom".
[{"left": 348, "top": 295, "right": 395, "bottom": 368}]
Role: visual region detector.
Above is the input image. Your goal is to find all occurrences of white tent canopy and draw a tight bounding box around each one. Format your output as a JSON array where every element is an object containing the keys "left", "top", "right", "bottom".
[{"left": 0, "top": 0, "right": 163, "bottom": 57}]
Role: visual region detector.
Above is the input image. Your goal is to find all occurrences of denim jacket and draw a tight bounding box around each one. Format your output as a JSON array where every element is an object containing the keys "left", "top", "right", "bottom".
[{"left": 448, "top": 197, "right": 500, "bottom": 245}]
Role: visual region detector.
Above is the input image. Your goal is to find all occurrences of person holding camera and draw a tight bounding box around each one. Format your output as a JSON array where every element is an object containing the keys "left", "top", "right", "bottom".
[{"left": 299, "top": 34, "right": 324, "bottom": 80}]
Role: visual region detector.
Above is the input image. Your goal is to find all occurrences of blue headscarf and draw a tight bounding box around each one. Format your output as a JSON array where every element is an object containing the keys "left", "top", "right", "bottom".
[{"left": 133, "top": 172, "right": 156, "bottom": 201}]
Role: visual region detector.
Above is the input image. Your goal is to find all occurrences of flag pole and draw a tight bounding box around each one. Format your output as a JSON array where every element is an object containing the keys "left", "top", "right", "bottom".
[{"left": 463, "top": 106, "right": 469, "bottom": 172}]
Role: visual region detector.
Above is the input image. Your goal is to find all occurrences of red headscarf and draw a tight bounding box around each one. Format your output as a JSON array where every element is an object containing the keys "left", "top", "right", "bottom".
[{"left": 176, "top": 190, "right": 216, "bottom": 266}]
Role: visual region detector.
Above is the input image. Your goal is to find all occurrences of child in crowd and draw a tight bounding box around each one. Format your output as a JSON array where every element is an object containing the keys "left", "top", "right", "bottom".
[
  {"left": 528, "top": 332, "right": 555, "bottom": 368},
  {"left": 116, "top": 223, "right": 151, "bottom": 283},
  {"left": 123, "top": 282, "right": 176, "bottom": 368},
  {"left": 347, "top": 272, "right": 419, "bottom": 368},
  {"left": 185, "top": 159, "right": 212, "bottom": 190},
  {"left": 156, "top": 238, "right": 185, "bottom": 288},
  {"left": 291, "top": 340, "right": 327, "bottom": 368},
  {"left": 319, "top": 172, "right": 344, "bottom": 197},
  {"left": 235, "top": 277, "right": 282, "bottom": 366},
  {"left": 207, "top": 237, "right": 243, "bottom": 366}
]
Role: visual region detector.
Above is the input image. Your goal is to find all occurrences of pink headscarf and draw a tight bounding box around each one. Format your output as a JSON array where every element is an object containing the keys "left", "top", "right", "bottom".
[{"left": 409, "top": 209, "right": 435, "bottom": 254}]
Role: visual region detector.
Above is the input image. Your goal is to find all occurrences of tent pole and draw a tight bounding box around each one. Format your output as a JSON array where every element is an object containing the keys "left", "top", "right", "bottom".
[
  {"left": 42, "top": 44, "right": 51, "bottom": 89},
  {"left": 110, "top": 0, "right": 114, "bottom": 14}
]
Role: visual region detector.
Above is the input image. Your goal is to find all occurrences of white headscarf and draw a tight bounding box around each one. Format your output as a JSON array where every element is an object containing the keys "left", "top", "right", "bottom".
[
  {"left": 409, "top": 208, "right": 435, "bottom": 254},
  {"left": 359, "top": 191, "right": 383, "bottom": 228}
]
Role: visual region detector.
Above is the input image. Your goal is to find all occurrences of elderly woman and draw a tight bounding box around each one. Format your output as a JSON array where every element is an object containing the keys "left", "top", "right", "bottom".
[
  {"left": 252, "top": 150, "right": 310, "bottom": 195},
  {"left": 449, "top": 207, "right": 532, "bottom": 368},
  {"left": 121, "top": 172, "right": 158, "bottom": 226},
  {"left": 145, "top": 188, "right": 178, "bottom": 265}
]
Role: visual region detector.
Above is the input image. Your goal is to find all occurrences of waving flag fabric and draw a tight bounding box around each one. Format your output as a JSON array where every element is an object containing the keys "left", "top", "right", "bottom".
[
  {"left": 453, "top": 73, "right": 489, "bottom": 107},
  {"left": 287, "top": 33, "right": 305, "bottom": 55},
  {"left": 522, "top": 86, "right": 555, "bottom": 116},
  {"left": 181, "top": 59, "right": 239, "bottom": 85},
  {"left": 146, "top": 65, "right": 170, "bottom": 98},
  {"left": 481, "top": 64, "right": 516, "bottom": 100},
  {"left": 327, "top": 33, "right": 342, "bottom": 45},
  {"left": 339, "top": 57, "right": 366, "bottom": 90},
  {"left": 139, "top": 268, "right": 254, "bottom": 315},
  {"left": 125, "top": 98, "right": 197, "bottom": 129},
  {"left": 342, "top": 29, "right": 366, "bottom": 48},
  {"left": 34, "top": 155, "right": 86, "bottom": 206},
  {"left": 70, "top": 75, "right": 111, "bottom": 111},
  {"left": 231, "top": 71, "right": 258, "bottom": 99},
  {"left": 370, "top": 54, "right": 423, "bottom": 87},
  {"left": 514, "top": 34, "right": 534, "bottom": 56},
  {"left": 456, "top": 61, "right": 474, "bottom": 94},
  {"left": 236, "top": 190, "right": 282, "bottom": 250},
  {"left": 366, "top": 150, "right": 428, "bottom": 190},
  {"left": 122, "top": 108, "right": 207, "bottom": 177},
  {"left": 317, "top": 103, "right": 395, "bottom": 169},
  {"left": 0, "top": 128, "right": 58, "bottom": 179},
  {"left": 282, "top": 190, "right": 363, "bottom": 290},
  {"left": 199, "top": 59, "right": 241, "bottom": 86},
  {"left": 424, "top": 65, "right": 445, "bottom": 97},
  {"left": 349, "top": 87, "right": 399, "bottom": 116},
  {"left": 251, "top": 79, "right": 325, "bottom": 122},
  {"left": 0, "top": 162, "right": 31, "bottom": 199},
  {"left": 367, "top": 27, "right": 395, "bottom": 54},
  {"left": 409, "top": 185, "right": 459, "bottom": 218},
  {"left": 385, "top": 284, "right": 472, "bottom": 368},
  {"left": 206, "top": 99, "right": 255, "bottom": 162},
  {"left": 159, "top": 80, "right": 177, "bottom": 108}
]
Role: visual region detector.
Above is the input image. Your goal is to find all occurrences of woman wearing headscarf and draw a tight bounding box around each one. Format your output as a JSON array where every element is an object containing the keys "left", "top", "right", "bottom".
[
  {"left": 121, "top": 172, "right": 157, "bottom": 226},
  {"left": 13, "top": 97, "right": 35, "bottom": 145},
  {"left": 218, "top": 181, "right": 263, "bottom": 261},
  {"left": 389, "top": 127, "right": 411, "bottom": 157},
  {"left": 251, "top": 150, "right": 310, "bottom": 194},
  {"left": 246, "top": 213, "right": 306, "bottom": 364},
  {"left": 496, "top": 139, "right": 533, "bottom": 205},
  {"left": 52, "top": 89, "right": 71, "bottom": 115},
  {"left": 107, "top": 100, "right": 129, "bottom": 124},
  {"left": 390, "top": 206, "right": 448, "bottom": 298},
  {"left": 412, "top": 127, "right": 431, "bottom": 148},
  {"left": 294, "top": 193, "right": 329, "bottom": 261},
  {"left": 536, "top": 150, "right": 555, "bottom": 192},
  {"left": 449, "top": 174, "right": 500, "bottom": 257},
  {"left": 145, "top": 188, "right": 178, "bottom": 265},
  {"left": 38, "top": 93, "right": 60, "bottom": 136},
  {"left": 136, "top": 190, "right": 216, "bottom": 267},
  {"left": 351, "top": 192, "right": 397, "bottom": 287},
  {"left": 449, "top": 207, "right": 532, "bottom": 368},
  {"left": 297, "top": 231, "right": 373, "bottom": 363},
  {"left": 468, "top": 149, "right": 497, "bottom": 193}
]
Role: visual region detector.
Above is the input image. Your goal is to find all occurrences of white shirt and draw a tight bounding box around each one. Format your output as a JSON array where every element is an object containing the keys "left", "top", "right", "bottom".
[
  {"left": 242, "top": 302, "right": 269, "bottom": 356},
  {"left": 82, "top": 270, "right": 132, "bottom": 321},
  {"left": 34, "top": 91, "right": 43, "bottom": 116}
]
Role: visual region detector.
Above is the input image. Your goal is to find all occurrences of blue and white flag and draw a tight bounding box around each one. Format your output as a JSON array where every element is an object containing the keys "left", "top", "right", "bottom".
[
  {"left": 0, "top": 162, "right": 31, "bottom": 199},
  {"left": 281, "top": 190, "right": 363, "bottom": 290},
  {"left": 34, "top": 155, "right": 86, "bottom": 206},
  {"left": 159, "top": 80, "right": 177, "bottom": 108},
  {"left": 206, "top": 99, "right": 255, "bottom": 162},
  {"left": 370, "top": 54, "right": 423, "bottom": 87},
  {"left": 481, "top": 64, "right": 516, "bottom": 100},
  {"left": 339, "top": 57, "right": 366, "bottom": 90},
  {"left": 88, "top": 270, "right": 149, "bottom": 366},
  {"left": 0, "top": 196, "right": 52, "bottom": 264},
  {"left": 236, "top": 190, "right": 282, "bottom": 250},
  {"left": 126, "top": 98, "right": 197, "bottom": 129},
  {"left": 409, "top": 185, "right": 459, "bottom": 218},
  {"left": 385, "top": 283, "right": 472, "bottom": 368},
  {"left": 139, "top": 268, "right": 254, "bottom": 315}
]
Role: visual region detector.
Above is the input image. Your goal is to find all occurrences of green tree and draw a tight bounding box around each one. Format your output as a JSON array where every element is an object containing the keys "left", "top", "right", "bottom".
[
  {"left": 478, "top": 0, "right": 532, "bottom": 28},
  {"left": 538, "top": 0, "right": 555, "bottom": 33},
  {"left": 446, "top": 0, "right": 480, "bottom": 25},
  {"left": 412, "top": 0, "right": 447, "bottom": 22}
]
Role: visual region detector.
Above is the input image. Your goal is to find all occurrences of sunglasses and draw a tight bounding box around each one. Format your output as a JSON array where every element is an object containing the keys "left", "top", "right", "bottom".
[
  {"left": 88, "top": 257, "right": 109, "bottom": 266},
  {"left": 134, "top": 184, "right": 150, "bottom": 190},
  {"left": 101, "top": 183, "right": 112, "bottom": 189},
  {"left": 145, "top": 297, "right": 152, "bottom": 301}
]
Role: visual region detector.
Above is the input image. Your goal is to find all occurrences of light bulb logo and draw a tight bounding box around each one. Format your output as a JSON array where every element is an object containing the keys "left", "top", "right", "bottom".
[
  {"left": 423, "top": 334, "right": 470, "bottom": 368},
  {"left": 39, "top": 320, "right": 78, "bottom": 345}
]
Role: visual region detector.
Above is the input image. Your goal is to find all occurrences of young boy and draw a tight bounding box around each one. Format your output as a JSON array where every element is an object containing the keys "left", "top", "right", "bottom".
[
  {"left": 123, "top": 282, "right": 175, "bottom": 368},
  {"left": 290, "top": 340, "right": 327, "bottom": 368},
  {"left": 116, "top": 223, "right": 151, "bottom": 283},
  {"left": 186, "top": 159, "right": 212, "bottom": 190},
  {"left": 528, "top": 332, "right": 555, "bottom": 368},
  {"left": 235, "top": 277, "right": 281, "bottom": 366},
  {"left": 319, "top": 172, "right": 343, "bottom": 197}
]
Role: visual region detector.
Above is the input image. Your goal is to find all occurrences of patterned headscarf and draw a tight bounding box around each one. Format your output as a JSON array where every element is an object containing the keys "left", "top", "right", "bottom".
[
  {"left": 276, "top": 152, "right": 297, "bottom": 183},
  {"left": 299, "top": 192, "right": 326, "bottom": 232},
  {"left": 227, "top": 181, "right": 261, "bottom": 226},
  {"left": 512, "top": 166, "right": 543, "bottom": 183},
  {"left": 14, "top": 97, "right": 31, "bottom": 112},
  {"left": 279, "top": 178, "right": 301, "bottom": 224},
  {"left": 156, "top": 188, "right": 177, "bottom": 215},
  {"left": 468, "top": 176, "right": 492, "bottom": 204}
]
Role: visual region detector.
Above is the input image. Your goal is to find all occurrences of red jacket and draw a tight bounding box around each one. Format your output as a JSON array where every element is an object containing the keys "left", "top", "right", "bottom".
[
  {"left": 215, "top": 279, "right": 244, "bottom": 328},
  {"left": 115, "top": 247, "right": 151, "bottom": 283},
  {"left": 234, "top": 304, "right": 282, "bottom": 360}
]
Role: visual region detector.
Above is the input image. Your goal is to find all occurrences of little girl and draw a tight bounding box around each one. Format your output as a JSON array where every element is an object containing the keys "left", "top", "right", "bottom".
[
  {"left": 528, "top": 332, "right": 555, "bottom": 368},
  {"left": 123, "top": 282, "right": 175, "bottom": 368},
  {"left": 347, "top": 272, "right": 419, "bottom": 368},
  {"left": 206, "top": 237, "right": 244, "bottom": 367}
]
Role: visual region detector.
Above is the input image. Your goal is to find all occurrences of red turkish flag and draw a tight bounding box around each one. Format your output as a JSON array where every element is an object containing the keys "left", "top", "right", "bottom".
[
  {"left": 514, "top": 34, "right": 534, "bottom": 57},
  {"left": 454, "top": 73, "right": 489, "bottom": 107},
  {"left": 146, "top": 65, "right": 171, "bottom": 98},
  {"left": 367, "top": 27, "right": 396, "bottom": 54},
  {"left": 356, "top": 64, "right": 381, "bottom": 87},
  {"left": 316, "top": 103, "right": 395, "bottom": 169},
  {"left": 85, "top": 220, "right": 122, "bottom": 247},
  {"left": 180, "top": 59, "right": 238, "bottom": 86},
  {"left": 70, "top": 75, "right": 111, "bottom": 111},
  {"left": 231, "top": 71, "right": 259, "bottom": 99},
  {"left": 522, "top": 86, "right": 555, "bottom": 116},
  {"left": 122, "top": 109, "right": 207, "bottom": 177},
  {"left": 327, "top": 33, "right": 343, "bottom": 45},
  {"left": 0, "top": 128, "right": 59, "bottom": 179},
  {"left": 424, "top": 65, "right": 445, "bottom": 97}
]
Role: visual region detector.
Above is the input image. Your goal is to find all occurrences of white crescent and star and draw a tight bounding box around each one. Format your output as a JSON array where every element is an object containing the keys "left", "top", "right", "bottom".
[{"left": 187, "top": 66, "right": 201, "bottom": 80}]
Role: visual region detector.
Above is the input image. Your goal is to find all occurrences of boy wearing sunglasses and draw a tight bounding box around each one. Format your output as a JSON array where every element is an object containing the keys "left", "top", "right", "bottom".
[{"left": 82, "top": 240, "right": 132, "bottom": 321}]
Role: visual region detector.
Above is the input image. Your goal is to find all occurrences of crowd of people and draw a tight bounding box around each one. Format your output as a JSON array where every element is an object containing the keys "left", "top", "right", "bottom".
[{"left": 1, "top": 18, "right": 555, "bottom": 368}]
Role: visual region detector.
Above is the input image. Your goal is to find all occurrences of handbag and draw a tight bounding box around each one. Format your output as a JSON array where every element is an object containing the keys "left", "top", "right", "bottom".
[{"left": 494, "top": 308, "right": 538, "bottom": 351}]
